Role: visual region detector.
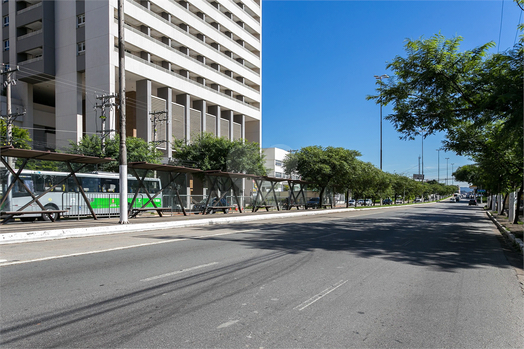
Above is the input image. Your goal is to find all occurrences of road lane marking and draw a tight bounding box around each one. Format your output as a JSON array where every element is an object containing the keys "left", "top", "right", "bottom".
[
  {"left": 294, "top": 280, "right": 348, "bottom": 311},
  {"left": 140, "top": 262, "right": 219, "bottom": 282},
  {"left": 217, "top": 320, "right": 239, "bottom": 329}
]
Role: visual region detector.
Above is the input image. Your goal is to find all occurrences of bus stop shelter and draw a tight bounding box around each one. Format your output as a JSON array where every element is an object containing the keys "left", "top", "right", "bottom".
[
  {"left": 127, "top": 161, "right": 203, "bottom": 217},
  {"left": 203, "top": 170, "right": 259, "bottom": 215},
  {"left": 0, "top": 146, "right": 115, "bottom": 223},
  {"left": 251, "top": 176, "right": 309, "bottom": 212}
]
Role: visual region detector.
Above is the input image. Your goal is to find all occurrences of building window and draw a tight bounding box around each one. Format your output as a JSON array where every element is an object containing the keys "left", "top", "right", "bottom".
[
  {"left": 275, "top": 172, "right": 283, "bottom": 178},
  {"left": 77, "top": 41, "right": 85, "bottom": 55},
  {"left": 3, "top": 40, "right": 9, "bottom": 51},
  {"left": 77, "top": 14, "right": 85, "bottom": 27},
  {"left": 275, "top": 160, "right": 283, "bottom": 167},
  {"left": 3, "top": 15, "right": 9, "bottom": 27}
]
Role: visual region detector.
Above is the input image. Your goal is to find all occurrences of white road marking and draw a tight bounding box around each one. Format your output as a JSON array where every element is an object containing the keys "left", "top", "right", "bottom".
[
  {"left": 294, "top": 280, "right": 348, "bottom": 311},
  {"left": 217, "top": 320, "right": 239, "bottom": 329},
  {"left": 0, "top": 230, "right": 256, "bottom": 267},
  {"left": 140, "top": 262, "right": 219, "bottom": 282}
]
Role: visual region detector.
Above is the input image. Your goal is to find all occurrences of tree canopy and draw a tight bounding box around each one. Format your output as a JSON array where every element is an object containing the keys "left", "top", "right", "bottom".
[
  {"left": 0, "top": 119, "right": 31, "bottom": 149},
  {"left": 66, "top": 134, "right": 162, "bottom": 172},
  {"left": 283, "top": 146, "right": 362, "bottom": 204},
  {"left": 171, "top": 132, "right": 266, "bottom": 176},
  {"left": 367, "top": 34, "right": 522, "bottom": 141},
  {"left": 368, "top": 27, "right": 523, "bottom": 222}
]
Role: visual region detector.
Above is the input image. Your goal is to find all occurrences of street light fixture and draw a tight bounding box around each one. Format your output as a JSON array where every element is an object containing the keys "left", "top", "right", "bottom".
[{"left": 374, "top": 74, "right": 389, "bottom": 170}]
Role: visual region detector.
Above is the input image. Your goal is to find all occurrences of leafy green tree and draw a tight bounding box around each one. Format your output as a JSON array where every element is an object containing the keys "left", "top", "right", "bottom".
[
  {"left": 368, "top": 30, "right": 523, "bottom": 222},
  {"left": 66, "top": 134, "right": 162, "bottom": 172},
  {"left": 367, "top": 34, "right": 522, "bottom": 141},
  {"left": 284, "top": 146, "right": 361, "bottom": 206},
  {"left": 171, "top": 132, "right": 266, "bottom": 176},
  {"left": 1, "top": 119, "right": 31, "bottom": 149}
]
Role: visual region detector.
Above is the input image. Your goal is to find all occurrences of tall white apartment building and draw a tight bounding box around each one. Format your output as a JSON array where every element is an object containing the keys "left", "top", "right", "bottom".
[{"left": 1, "top": 0, "right": 261, "bottom": 159}]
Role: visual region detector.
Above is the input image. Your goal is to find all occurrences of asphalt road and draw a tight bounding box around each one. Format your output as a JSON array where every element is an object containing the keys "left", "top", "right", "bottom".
[{"left": 1, "top": 202, "right": 523, "bottom": 348}]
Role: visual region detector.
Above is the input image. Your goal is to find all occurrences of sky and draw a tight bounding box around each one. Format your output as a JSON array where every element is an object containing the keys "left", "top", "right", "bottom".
[{"left": 260, "top": 0, "right": 522, "bottom": 188}]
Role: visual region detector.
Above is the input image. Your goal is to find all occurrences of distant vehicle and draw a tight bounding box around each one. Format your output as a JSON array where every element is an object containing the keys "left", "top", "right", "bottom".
[
  {"left": 347, "top": 199, "right": 356, "bottom": 206},
  {"left": 306, "top": 197, "right": 320, "bottom": 209},
  {"left": 383, "top": 198, "right": 393, "bottom": 205},
  {"left": 363, "top": 199, "right": 372, "bottom": 206},
  {"left": 395, "top": 199, "right": 403, "bottom": 204},
  {"left": 415, "top": 198, "right": 423, "bottom": 203},
  {"left": 468, "top": 199, "right": 477, "bottom": 206},
  {"left": 357, "top": 199, "right": 364, "bottom": 205}
]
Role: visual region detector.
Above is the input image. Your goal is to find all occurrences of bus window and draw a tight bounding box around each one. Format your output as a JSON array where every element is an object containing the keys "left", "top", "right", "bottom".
[
  {"left": 13, "top": 175, "right": 33, "bottom": 197},
  {"left": 100, "top": 178, "right": 119, "bottom": 193},
  {"left": 67, "top": 177, "right": 79, "bottom": 192},
  {"left": 128, "top": 178, "right": 138, "bottom": 193},
  {"left": 144, "top": 180, "right": 161, "bottom": 194},
  {"left": 79, "top": 177, "right": 100, "bottom": 192}
]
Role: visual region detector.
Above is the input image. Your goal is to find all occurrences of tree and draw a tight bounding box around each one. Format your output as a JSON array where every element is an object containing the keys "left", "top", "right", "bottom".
[
  {"left": 66, "top": 134, "right": 162, "bottom": 172},
  {"left": 367, "top": 34, "right": 522, "bottom": 141},
  {"left": 283, "top": 146, "right": 361, "bottom": 206},
  {"left": 0, "top": 119, "right": 31, "bottom": 149},
  {"left": 171, "top": 132, "right": 266, "bottom": 176},
  {"left": 368, "top": 30, "right": 523, "bottom": 223}
]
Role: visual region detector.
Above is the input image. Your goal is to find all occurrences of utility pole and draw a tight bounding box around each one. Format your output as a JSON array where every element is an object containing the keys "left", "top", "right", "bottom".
[
  {"left": 436, "top": 149, "right": 440, "bottom": 183},
  {"left": 451, "top": 163, "right": 455, "bottom": 186},
  {"left": 118, "top": 0, "right": 128, "bottom": 224},
  {"left": 94, "top": 93, "right": 117, "bottom": 154},
  {"left": 150, "top": 110, "right": 168, "bottom": 145},
  {"left": 374, "top": 74, "right": 389, "bottom": 170},
  {"left": 418, "top": 155, "right": 421, "bottom": 180},
  {"left": 445, "top": 157, "right": 450, "bottom": 185},
  {"left": 1, "top": 64, "right": 25, "bottom": 168}
]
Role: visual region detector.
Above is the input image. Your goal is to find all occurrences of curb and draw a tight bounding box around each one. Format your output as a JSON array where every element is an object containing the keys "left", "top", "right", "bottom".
[
  {"left": 0, "top": 203, "right": 429, "bottom": 245},
  {"left": 487, "top": 211, "right": 524, "bottom": 254}
]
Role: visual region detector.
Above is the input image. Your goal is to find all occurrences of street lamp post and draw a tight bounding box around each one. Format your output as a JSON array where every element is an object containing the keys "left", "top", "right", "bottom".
[
  {"left": 451, "top": 163, "right": 455, "bottom": 186},
  {"left": 436, "top": 149, "right": 440, "bottom": 183},
  {"left": 374, "top": 74, "right": 389, "bottom": 170},
  {"left": 445, "top": 157, "right": 450, "bottom": 185}
]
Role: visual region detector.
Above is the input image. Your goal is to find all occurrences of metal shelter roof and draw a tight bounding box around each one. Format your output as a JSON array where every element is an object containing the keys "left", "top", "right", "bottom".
[
  {"left": 204, "top": 170, "right": 259, "bottom": 179},
  {"left": 128, "top": 162, "right": 204, "bottom": 174},
  {"left": 0, "top": 146, "right": 115, "bottom": 164}
]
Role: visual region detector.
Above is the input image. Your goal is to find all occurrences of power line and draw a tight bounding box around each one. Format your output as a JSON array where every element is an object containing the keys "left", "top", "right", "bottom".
[{"left": 498, "top": 0, "right": 505, "bottom": 53}]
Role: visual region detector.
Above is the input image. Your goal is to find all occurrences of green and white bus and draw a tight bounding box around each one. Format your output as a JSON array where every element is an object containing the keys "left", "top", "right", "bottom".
[{"left": 0, "top": 169, "right": 162, "bottom": 221}]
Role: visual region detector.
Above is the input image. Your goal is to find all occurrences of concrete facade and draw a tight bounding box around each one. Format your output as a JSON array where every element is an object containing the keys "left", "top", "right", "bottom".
[{"left": 1, "top": 0, "right": 262, "bottom": 160}]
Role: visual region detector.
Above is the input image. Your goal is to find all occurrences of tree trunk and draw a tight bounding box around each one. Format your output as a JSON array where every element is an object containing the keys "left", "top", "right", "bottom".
[
  {"left": 502, "top": 192, "right": 509, "bottom": 215},
  {"left": 319, "top": 187, "right": 325, "bottom": 209},
  {"left": 513, "top": 186, "right": 523, "bottom": 224}
]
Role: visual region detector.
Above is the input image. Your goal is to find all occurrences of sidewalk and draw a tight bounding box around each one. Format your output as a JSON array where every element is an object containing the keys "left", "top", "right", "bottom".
[{"left": 1, "top": 207, "right": 372, "bottom": 244}]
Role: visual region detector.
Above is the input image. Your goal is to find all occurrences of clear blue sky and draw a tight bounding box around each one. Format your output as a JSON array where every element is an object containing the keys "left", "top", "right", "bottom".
[{"left": 261, "top": 0, "right": 522, "bottom": 187}]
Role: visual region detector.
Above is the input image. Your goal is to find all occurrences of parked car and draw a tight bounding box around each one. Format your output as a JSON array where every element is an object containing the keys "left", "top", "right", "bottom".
[
  {"left": 468, "top": 199, "right": 477, "bottom": 206},
  {"left": 395, "top": 199, "right": 404, "bottom": 204},
  {"left": 192, "top": 197, "right": 229, "bottom": 214},
  {"left": 347, "top": 199, "right": 356, "bottom": 206},
  {"left": 306, "top": 197, "right": 320, "bottom": 209},
  {"left": 415, "top": 198, "right": 423, "bottom": 203},
  {"left": 363, "top": 199, "right": 372, "bottom": 206},
  {"left": 383, "top": 198, "right": 393, "bottom": 205},
  {"left": 357, "top": 199, "right": 364, "bottom": 206}
]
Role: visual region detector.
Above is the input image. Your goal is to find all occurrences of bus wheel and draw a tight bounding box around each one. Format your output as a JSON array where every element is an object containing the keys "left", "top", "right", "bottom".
[{"left": 41, "top": 204, "right": 60, "bottom": 221}]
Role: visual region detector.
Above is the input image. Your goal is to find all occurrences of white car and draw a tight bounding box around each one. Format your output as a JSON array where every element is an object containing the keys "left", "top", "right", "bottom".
[{"left": 347, "top": 199, "right": 356, "bottom": 206}]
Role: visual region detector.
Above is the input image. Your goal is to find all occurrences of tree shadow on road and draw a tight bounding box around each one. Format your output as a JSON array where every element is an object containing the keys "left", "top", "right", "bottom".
[{"left": 192, "top": 203, "right": 517, "bottom": 272}]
